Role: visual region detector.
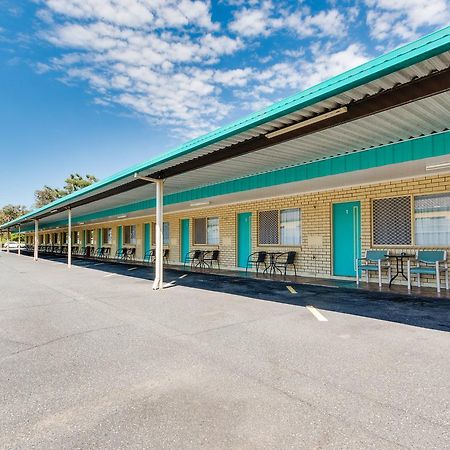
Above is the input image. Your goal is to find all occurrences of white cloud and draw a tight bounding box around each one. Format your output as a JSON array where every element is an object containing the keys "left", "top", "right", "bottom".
[
  {"left": 229, "top": 2, "right": 349, "bottom": 38},
  {"left": 366, "top": 0, "right": 450, "bottom": 41},
  {"left": 229, "top": 1, "right": 274, "bottom": 37},
  {"left": 236, "top": 43, "right": 370, "bottom": 112},
  {"left": 34, "top": 0, "right": 375, "bottom": 139}
]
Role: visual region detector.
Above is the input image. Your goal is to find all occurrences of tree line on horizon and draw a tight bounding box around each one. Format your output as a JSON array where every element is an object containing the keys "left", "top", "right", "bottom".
[{"left": 0, "top": 174, "right": 98, "bottom": 231}]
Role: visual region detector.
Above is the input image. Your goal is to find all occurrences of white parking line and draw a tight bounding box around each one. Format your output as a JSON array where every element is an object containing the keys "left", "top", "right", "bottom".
[
  {"left": 104, "top": 274, "right": 116, "bottom": 278},
  {"left": 306, "top": 305, "right": 328, "bottom": 322},
  {"left": 179, "top": 274, "right": 188, "bottom": 279},
  {"left": 128, "top": 267, "right": 137, "bottom": 271},
  {"left": 286, "top": 285, "right": 297, "bottom": 294},
  {"left": 93, "top": 263, "right": 104, "bottom": 266}
]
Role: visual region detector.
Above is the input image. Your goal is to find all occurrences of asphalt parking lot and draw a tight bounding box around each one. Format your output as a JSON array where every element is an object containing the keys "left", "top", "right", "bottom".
[{"left": 1, "top": 252, "right": 449, "bottom": 449}]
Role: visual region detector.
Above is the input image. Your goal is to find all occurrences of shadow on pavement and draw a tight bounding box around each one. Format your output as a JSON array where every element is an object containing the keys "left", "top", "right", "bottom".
[{"left": 17, "top": 252, "right": 450, "bottom": 333}]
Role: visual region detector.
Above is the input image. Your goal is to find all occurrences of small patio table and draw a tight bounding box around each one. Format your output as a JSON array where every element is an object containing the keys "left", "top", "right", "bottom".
[
  {"left": 263, "top": 252, "right": 284, "bottom": 276},
  {"left": 388, "top": 252, "right": 415, "bottom": 287},
  {"left": 194, "top": 250, "right": 209, "bottom": 269}
]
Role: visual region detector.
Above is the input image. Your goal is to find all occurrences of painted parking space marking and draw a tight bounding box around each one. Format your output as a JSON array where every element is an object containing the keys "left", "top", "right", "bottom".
[
  {"left": 179, "top": 274, "right": 188, "bottom": 279},
  {"left": 286, "top": 285, "right": 297, "bottom": 294},
  {"left": 104, "top": 273, "right": 116, "bottom": 278},
  {"left": 306, "top": 305, "right": 328, "bottom": 322},
  {"left": 93, "top": 263, "right": 104, "bottom": 266},
  {"left": 128, "top": 267, "right": 137, "bottom": 271}
]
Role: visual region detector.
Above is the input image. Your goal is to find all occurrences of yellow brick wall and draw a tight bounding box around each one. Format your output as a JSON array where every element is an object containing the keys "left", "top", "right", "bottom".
[{"left": 27, "top": 173, "right": 450, "bottom": 286}]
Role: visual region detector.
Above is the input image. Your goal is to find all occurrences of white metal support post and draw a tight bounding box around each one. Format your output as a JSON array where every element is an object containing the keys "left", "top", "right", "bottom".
[
  {"left": 34, "top": 220, "right": 39, "bottom": 261},
  {"left": 153, "top": 179, "right": 164, "bottom": 290},
  {"left": 68, "top": 208, "right": 72, "bottom": 268},
  {"left": 18, "top": 225, "right": 21, "bottom": 255},
  {"left": 6, "top": 228, "right": 10, "bottom": 253},
  {"left": 133, "top": 173, "right": 165, "bottom": 291}
]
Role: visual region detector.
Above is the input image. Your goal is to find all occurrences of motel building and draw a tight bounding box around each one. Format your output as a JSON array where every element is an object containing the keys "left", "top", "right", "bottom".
[{"left": 2, "top": 27, "right": 450, "bottom": 293}]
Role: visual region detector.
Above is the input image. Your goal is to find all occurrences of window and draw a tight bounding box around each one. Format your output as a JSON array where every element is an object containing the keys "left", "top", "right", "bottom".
[
  {"left": 194, "top": 217, "right": 219, "bottom": 245},
  {"left": 415, "top": 193, "right": 450, "bottom": 247},
  {"left": 151, "top": 222, "right": 170, "bottom": 246},
  {"left": 39, "top": 235, "right": 43, "bottom": 244},
  {"left": 87, "top": 230, "right": 94, "bottom": 245},
  {"left": 62, "top": 232, "right": 68, "bottom": 244},
  {"left": 280, "top": 208, "right": 301, "bottom": 245},
  {"left": 103, "top": 228, "right": 112, "bottom": 244},
  {"left": 53, "top": 233, "right": 59, "bottom": 244},
  {"left": 372, "top": 196, "right": 411, "bottom": 245},
  {"left": 163, "top": 222, "right": 170, "bottom": 245},
  {"left": 124, "top": 225, "right": 136, "bottom": 245},
  {"left": 258, "top": 209, "right": 301, "bottom": 245},
  {"left": 73, "top": 231, "right": 80, "bottom": 244}
]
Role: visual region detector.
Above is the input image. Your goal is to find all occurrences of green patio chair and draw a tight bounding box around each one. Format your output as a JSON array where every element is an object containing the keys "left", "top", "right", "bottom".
[
  {"left": 407, "top": 250, "right": 449, "bottom": 293},
  {"left": 356, "top": 250, "right": 391, "bottom": 287}
]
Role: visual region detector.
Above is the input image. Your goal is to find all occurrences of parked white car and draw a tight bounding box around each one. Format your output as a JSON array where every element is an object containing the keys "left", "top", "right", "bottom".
[{"left": 2, "top": 242, "right": 26, "bottom": 250}]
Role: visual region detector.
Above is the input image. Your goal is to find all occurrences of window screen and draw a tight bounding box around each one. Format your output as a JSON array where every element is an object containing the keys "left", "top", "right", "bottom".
[
  {"left": 103, "top": 228, "right": 112, "bottom": 244},
  {"left": 124, "top": 225, "right": 136, "bottom": 245},
  {"left": 259, "top": 210, "right": 278, "bottom": 245},
  {"left": 415, "top": 193, "right": 450, "bottom": 246},
  {"left": 194, "top": 218, "right": 206, "bottom": 245},
  {"left": 373, "top": 196, "right": 411, "bottom": 245}
]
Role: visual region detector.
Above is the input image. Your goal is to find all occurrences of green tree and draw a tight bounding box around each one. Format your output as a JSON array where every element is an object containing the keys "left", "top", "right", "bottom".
[
  {"left": 0, "top": 204, "right": 29, "bottom": 225},
  {"left": 0, "top": 204, "right": 29, "bottom": 242},
  {"left": 64, "top": 173, "right": 98, "bottom": 194},
  {"left": 34, "top": 186, "right": 66, "bottom": 208},
  {"left": 34, "top": 174, "right": 98, "bottom": 208}
]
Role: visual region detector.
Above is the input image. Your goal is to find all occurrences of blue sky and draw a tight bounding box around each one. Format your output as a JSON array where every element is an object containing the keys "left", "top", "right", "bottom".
[{"left": 1, "top": 0, "right": 449, "bottom": 208}]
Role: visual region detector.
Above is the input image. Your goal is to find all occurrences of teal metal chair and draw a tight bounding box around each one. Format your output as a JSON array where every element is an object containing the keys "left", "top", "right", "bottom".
[
  {"left": 407, "top": 250, "right": 449, "bottom": 293},
  {"left": 356, "top": 250, "right": 391, "bottom": 287}
]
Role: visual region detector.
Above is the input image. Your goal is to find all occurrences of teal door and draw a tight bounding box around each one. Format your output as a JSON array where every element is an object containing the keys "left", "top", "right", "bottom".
[
  {"left": 180, "top": 219, "right": 190, "bottom": 262},
  {"left": 237, "top": 212, "right": 252, "bottom": 268},
  {"left": 97, "top": 229, "right": 102, "bottom": 250},
  {"left": 333, "top": 201, "right": 361, "bottom": 277},
  {"left": 117, "top": 226, "right": 123, "bottom": 252},
  {"left": 143, "top": 223, "right": 151, "bottom": 257}
]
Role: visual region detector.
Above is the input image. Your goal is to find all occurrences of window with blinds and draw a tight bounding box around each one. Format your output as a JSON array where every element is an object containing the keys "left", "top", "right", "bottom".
[
  {"left": 193, "top": 217, "right": 219, "bottom": 245},
  {"left": 102, "top": 228, "right": 112, "bottom": 244},
  {"left": 372, "top": 196, "right": 411, "bottom": 245},
  {"left": 151, "top": 222, "right": 170, "bottom": 246},
  {"left": 124, "top": 225, "right": 136, "bottom": 245},
  {"left": 86, "top": 230, "right": 94, "bottom": 245},
  {"left": 415, "top": 193, "right": 450, "bottom": 246}
]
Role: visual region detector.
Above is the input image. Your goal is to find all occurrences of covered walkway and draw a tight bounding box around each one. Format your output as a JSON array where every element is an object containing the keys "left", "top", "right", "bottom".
[
  {"left": 7, "top": 247, "right": 450, "bottom": 301},
  {"left": 2, "top": 27, "right": 450, "bottom": 293}
]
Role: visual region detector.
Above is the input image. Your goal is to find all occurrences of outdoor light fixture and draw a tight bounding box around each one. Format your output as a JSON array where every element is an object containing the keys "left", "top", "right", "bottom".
[
  {"left": 190, "top": 201, "right": 210, "bottom": 207},
  {"left": 266, "top": 106, "right": 348, "bottom": 139},
  {"left": 426, "top": 162, "right": 450, "bottom": 171},
  {"left": 117, "top": 214, "right": 127, "bottom": 219},
  {"left": 79, "top": 222, "right": 85, "bottom": 225},
  {"left": 50, "top": 209, "right": 58, "bottom": 213}
]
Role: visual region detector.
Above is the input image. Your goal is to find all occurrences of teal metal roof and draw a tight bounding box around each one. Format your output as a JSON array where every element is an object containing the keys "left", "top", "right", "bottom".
[{"left": 2, "top": 25, "right": 450, "bottom": 230}]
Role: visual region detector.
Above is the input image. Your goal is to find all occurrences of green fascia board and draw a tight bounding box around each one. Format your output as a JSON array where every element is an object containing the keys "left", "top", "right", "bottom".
[
  {"left": 3, "top": 26, "right": 450, "bottom": 230},
  {"left": 18, "top": 131, "right": 450, "bottom": 233}
]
